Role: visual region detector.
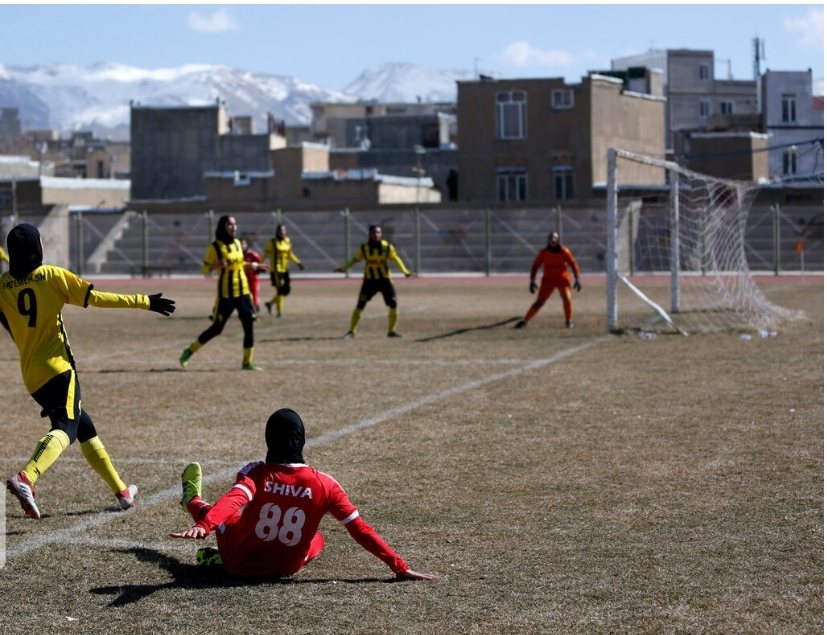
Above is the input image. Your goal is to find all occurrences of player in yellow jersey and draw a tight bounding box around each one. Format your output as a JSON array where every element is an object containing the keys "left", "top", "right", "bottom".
[
  {"left": 0, "top": 224, "right": 175, "bottom": 519},
  {"left": 180, "top": 216, "right": 261, "bottom": 370},
  {"left": 334, "top": 225, "right": 412, "bottom": 338},
  {"left": 262, "top": 224, "right": 303, "bottom": 318},
  {"left": 0, "top": 245, "right": 9, "bottom": 334}
]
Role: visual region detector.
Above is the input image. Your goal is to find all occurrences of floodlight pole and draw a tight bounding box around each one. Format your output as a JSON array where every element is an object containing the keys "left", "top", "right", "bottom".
[{"left": 606, "top": 149, "right": 618, "bottom": 333}]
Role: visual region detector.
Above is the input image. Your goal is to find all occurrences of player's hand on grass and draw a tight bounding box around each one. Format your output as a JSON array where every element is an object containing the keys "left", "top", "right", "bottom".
[
  {"left": 573, "top": 278, "right": 582, "bottom": 292},
  {"left": 529, "top": 281, "right": 538, "bottom": 294},
  {"left": 170, "top": 525, "right": 208, "bottom": 540},
  {"left": 148, "top": 293, "right": 176, "bottom": 316},
  {"left": 397, "top": 569, "right": 438, "bottom": 581}
]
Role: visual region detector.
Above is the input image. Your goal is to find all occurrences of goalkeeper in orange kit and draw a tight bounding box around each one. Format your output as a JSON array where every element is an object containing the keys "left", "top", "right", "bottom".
[{"left": 514, "top": 231, "right": 581, "bottom": 329}]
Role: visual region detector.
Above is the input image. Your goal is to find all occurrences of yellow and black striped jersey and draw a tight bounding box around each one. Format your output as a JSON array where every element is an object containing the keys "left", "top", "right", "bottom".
[
  {"left": 0, "top": 265, "right": 150, "bottom": 394},
  {"left": 263, "top": 237, "right": 301, "bottom": 274},
  {"left": 341, "top": 240, "right": 410, "bottom": 280},
  {"left": 203, "top": 239, "right": 250, "bottom": 299}
]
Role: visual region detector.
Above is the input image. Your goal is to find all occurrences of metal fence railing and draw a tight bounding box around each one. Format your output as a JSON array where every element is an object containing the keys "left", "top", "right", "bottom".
[{"left": 0, "top": 203, "right": 822, "bottom": 277}]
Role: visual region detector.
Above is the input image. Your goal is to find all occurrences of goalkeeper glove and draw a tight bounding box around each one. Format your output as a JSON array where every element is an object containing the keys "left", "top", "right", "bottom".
[
  {"left": 529, "top": 281, "right": 538, "bottom": 294},
  {"left": 573, "top": 278, "right": 582, "bottom": 292},
  {"left": 298, "top": 263, "right": 305, "bottom": 270},
  {"left": 147, "top": 293, "right": 176, "bottom": 316}
]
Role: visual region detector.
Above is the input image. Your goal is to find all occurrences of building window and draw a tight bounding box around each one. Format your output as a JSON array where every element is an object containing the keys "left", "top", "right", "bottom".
[
  {"left": 783, "top": 150, "right": 797, "bottom": 175},
  {"left": 551, "top": 89, "right": 574, "bottom": 109},
  {"left": 553, "top": 166, "right": 575, "bottom": 200},
  {"left": 496, "top": 168, "right": 527, "bottom": 201},
  {"left": 496, "top": 91, "right": 527, "bottom": 139},
  {"left": 699, "top": 64, "right": 710, "bottom": 81},
  {"left": 782, "top": 94, "right": 797, "bottom": 123},
  {"left": 96, "top": 160, "right": 104, "bottom": 179},
  {"left": 720, "top": 101, "right": 734, "bottom": 115},
  {"left": 699, "top": 101, "right": 711, "bottom": 119}
]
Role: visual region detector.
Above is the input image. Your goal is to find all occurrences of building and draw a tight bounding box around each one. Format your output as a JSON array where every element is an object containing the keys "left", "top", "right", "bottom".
[
  {"left": 612, "top": 49, "right": 759, "bottom": 153},
  {"left": 203, "top": 142, "right": 440, "bottom": 208},
  {"left": 130, "top": 103, "right": 286, "bottom": 201},
  {"left": 0, "top": 108, "right": 22, "bottom": 141},
  {"left": 683, "top": 132, "right": 770, "bottom": 181},
  {"left": 761, "top": 69, "right": 824, "bottom": 180},
  {"left": 310, "top": 101, "right": 456, "bottom": 148},
  {"left": 456, "top": 73, "right": 666, "bottom": 203}
]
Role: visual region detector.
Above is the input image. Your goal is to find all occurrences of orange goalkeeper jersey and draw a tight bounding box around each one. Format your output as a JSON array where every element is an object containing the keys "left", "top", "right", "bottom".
[{"left": 530, "top": 245, "right": 580, "bottom": 284}]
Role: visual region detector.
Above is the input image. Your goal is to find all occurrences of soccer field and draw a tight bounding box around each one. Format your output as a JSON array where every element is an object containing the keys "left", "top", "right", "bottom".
[{"left": 0, "top": 275, "right": 822, "bottom": 634}]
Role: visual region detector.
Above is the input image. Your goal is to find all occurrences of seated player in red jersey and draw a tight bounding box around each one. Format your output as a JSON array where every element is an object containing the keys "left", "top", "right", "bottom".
[{"left": 170, "top": 408, "right": 437, "bottom": 580}]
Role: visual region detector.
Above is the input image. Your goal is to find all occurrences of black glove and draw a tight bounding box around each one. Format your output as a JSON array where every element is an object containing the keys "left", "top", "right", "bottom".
[
  {"left": 298, "top": 263, "right": 305, "bottom": 270},
  {"left": 573, "top": 278, "right": 582, "bottom": 292},
  {"left": 148, "top": 293, "right": 175, "bottom": 316},
  {"left": 529, "top": 281, "right": 538, "bottom": 294}
]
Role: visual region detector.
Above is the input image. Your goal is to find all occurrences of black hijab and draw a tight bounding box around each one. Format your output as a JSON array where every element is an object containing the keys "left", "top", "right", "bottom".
[
  {"left": 215, "top": 215, "right": 234, "bottom": 245},
  {"left": 7, "top": 224, "right": 43, "bottom": 280},
  {"left": 265, "top": 408, "right": 306, "bottom": 464}
]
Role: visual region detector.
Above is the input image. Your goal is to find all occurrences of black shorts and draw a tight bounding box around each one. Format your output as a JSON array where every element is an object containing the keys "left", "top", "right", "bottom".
[
  {"left": 271, "top": 271, "right": 291, "bottom": 295},
  {"left": 358, "top": 278, "right": 396, "bottom": 307},
  {"left": 30, "top": 370, "right": 96, "bottom": 443},
  {"left": 212, "top": 294, "right": 256, "bottom": 322}
]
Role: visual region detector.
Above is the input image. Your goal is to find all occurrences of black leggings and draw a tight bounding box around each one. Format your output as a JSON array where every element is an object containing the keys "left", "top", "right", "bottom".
[{"left": 199, "top": 295, "right": 256, "bottom": 348}]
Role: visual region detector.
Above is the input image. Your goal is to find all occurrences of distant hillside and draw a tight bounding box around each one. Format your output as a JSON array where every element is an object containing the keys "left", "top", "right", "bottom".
[{"left": 0, "top": 61, "right": 473, "bottom": 139}]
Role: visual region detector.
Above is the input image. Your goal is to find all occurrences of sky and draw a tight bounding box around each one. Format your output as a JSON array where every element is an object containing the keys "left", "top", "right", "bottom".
[{"left": 0, "top": 3, "right": 824, "bottom": 93}]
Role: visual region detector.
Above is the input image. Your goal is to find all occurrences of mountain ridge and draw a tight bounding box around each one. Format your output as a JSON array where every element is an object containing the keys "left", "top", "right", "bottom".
[{"left": 0, "top": 61, "right": 469, "bottom": 137}]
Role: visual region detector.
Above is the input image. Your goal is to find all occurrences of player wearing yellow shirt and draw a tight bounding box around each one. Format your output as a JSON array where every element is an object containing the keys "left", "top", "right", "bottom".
[
  {"left": 334, "top": 225, "right": 412, "bottom": 338},
  {"left": 263, "top": 224, "right": 303, "bottom": 318},
  {"left": 0, "top": 245, "right": 8, "bottom": 265},
  {"left": 0, "top": 224, "right": 175, "bottom": 519},
  {"left": 180, "top": 215, "right": 261, "bottom": 370}
]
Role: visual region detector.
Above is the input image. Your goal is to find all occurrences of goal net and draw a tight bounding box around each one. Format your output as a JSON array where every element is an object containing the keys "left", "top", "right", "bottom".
[{"left": 606, "top": 149, "right": 799, "bottom": 335}]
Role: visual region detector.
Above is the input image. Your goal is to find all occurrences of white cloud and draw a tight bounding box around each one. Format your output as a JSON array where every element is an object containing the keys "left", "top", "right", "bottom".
[
  {"left": 783, "top": 7, "right": 824, "bottom": 50},
  {"left": 187, "top": 9, "right": 239, "bottom": 34},
  {"left": 496, "top": 41, "right": 576, "bottom": 67}
]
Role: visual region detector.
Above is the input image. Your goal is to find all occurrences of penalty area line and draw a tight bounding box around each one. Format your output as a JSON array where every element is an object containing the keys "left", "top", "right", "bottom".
[{"left": 5, "top": 334, "right": 611, "bottom": 560}]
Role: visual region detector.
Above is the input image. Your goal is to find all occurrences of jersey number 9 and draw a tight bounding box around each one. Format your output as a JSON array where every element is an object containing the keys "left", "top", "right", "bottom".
[{"left": 17, "top": 289, "right": 37, "bottom": 327}]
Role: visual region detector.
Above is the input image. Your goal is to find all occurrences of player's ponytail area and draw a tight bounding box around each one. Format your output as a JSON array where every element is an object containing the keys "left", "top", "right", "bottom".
[{"left": 0, "top": 275, "right": 821, "bottom": 634}]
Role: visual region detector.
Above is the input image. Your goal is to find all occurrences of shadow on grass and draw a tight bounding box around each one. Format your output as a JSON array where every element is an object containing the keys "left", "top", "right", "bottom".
[
  {"left": 259, "top": 336, "right": 345, "bottom": 343},
  {"left": 415, "top": 317, "right": 521, "bottom": 342},
  {"left": 90, "top": 547, "right": 406, "bottom": 607},
  {"left": 96, "top": 368, "right": 188, "bottom": 374}
]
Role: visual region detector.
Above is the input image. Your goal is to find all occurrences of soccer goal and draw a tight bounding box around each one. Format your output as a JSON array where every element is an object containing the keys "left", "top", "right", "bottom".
[{"left": 606, "top": 148, "right": 799, "bottom": 335}]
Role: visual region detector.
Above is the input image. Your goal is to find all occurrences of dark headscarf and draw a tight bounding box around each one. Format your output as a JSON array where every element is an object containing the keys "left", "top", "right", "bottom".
[
  {"left": 368, "top": 224, "right": 381, "bottom": 247},
  {"left": 7, "top": 224, "right": 43, "bottom": 280},
  {"left": 265, "top": 408, "right": 306, "bottom": 464},
  {"left": 215, "top": 215, "right": 234, "bottom": 244}
]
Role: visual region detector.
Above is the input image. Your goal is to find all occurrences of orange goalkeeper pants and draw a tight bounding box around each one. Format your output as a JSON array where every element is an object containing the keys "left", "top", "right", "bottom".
[{"left": 524, "top": 278, "right": 573, "bottom": 323}]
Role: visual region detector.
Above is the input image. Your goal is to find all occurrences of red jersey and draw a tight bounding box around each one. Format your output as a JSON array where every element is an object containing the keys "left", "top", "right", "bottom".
[
  {"left": 530, "top": 245, "right": 580, "bottom": 284},
  {"left": 243, "top": 249, "right": 263, "bottom": 280},
  {"left": 198, "top": 461, "right": 409, "bottom": 577}
]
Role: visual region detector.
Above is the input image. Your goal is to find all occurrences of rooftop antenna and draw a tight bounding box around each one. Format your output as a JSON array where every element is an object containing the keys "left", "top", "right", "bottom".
[{"left": 753, "top": 36, "right": 765, "bottom": 114}]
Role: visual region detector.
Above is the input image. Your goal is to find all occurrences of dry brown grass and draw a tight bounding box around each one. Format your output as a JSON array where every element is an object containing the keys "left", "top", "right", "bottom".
[{"left": 0, "top": 275, "right": 821, "bottom": 634}]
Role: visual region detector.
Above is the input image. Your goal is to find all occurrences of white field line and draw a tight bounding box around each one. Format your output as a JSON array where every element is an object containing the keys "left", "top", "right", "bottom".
[
  {"left": 6, "top": 335, "right": 611, "bottom": 560},
  {"left": 83, "top": 306, "right": 428, "bottom": 363}
]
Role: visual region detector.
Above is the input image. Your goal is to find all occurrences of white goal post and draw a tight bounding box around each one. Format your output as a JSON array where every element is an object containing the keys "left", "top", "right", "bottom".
[{"left": 606, "top": 148, "right": 798, "bottom": 335}]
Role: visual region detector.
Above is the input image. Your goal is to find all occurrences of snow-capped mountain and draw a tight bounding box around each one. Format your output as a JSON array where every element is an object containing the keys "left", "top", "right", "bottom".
[
  {"left": 343, "top": 62, "right": 475, "bottom": 103},
  {"left": 0, "top": 62, "right": 356, "bottom": 135},
  {"left": 0, "top": 61, "right": 471, "bottom": 138}
]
